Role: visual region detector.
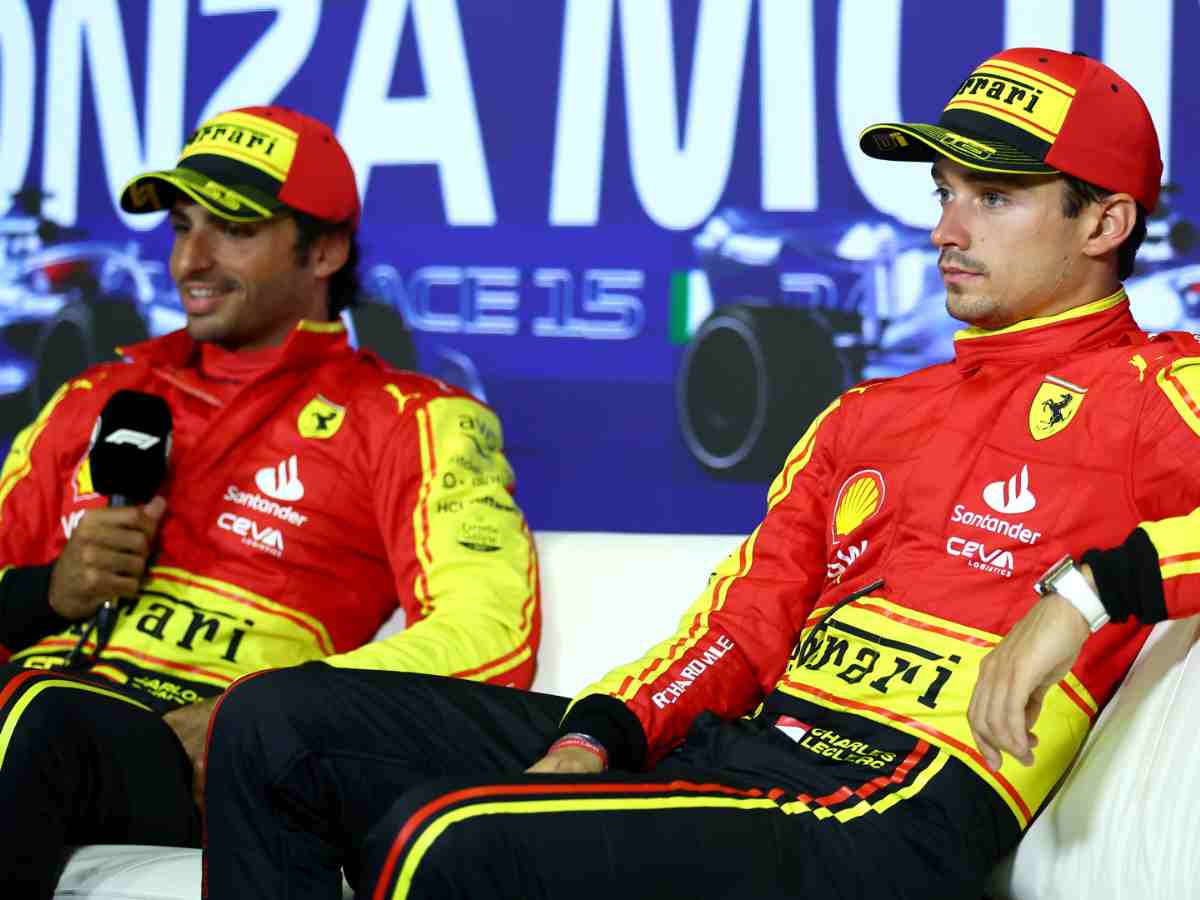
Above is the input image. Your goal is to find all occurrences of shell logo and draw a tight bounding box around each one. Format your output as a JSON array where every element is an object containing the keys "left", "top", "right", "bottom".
[{"left": 833, "top": 469, "right": 885, "bottom": 538}]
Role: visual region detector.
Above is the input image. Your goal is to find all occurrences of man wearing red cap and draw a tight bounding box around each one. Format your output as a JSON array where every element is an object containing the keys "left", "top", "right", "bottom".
[
  {"left": 0, "top": 106, "right": 539, "bottom": 899},
  {"left": 204, "top": 50, "right": 1195, "bottom": 899}
]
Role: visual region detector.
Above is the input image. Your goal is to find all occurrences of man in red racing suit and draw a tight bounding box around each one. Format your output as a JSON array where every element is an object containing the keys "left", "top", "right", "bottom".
[
  {"left": 0, "top": 328, "right": 538, "bottom": 689},
  {"left": 0, "top": 106, "right": 537, "bottom": 899},
  {"left": 202, "top": 50, "right": 1187, "bottom": 900}
]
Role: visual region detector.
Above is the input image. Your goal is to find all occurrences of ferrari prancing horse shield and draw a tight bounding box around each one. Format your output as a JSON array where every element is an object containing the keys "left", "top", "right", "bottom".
[
  {"left": 1029, "top": 375, "right": 1087, "bottom": 440},
  {"left": 298, "top": 395, "right": 346, "bottom": 439}
]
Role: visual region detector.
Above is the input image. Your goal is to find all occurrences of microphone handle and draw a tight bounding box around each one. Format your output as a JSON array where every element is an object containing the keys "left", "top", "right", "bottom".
[
  {"left": 103, "top": 494, "right": 128, "bottom": 612},
  {"left": 64, "top": 493, "right": 141, "bottom": 667}
]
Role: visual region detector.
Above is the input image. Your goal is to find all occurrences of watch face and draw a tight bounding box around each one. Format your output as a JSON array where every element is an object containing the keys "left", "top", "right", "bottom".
[{"left": 1036, "top": 555, "right": 1075, "bottom": 595}]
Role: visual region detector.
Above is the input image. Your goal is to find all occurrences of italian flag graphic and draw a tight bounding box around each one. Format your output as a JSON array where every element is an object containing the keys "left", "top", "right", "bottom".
[
  {"left": 774, "top": 715, "right": 812, "bottom": 743},
  {"left": 670, "top": 269, "right": 715, "bottom": 344}
]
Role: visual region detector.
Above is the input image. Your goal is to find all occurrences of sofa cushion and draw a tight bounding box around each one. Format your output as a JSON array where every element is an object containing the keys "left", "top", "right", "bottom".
[{"left": 53, "top": 845, "right": 200, "bottom": 900}]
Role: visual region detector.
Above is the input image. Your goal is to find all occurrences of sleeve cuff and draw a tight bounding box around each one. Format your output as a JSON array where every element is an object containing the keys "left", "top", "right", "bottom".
[
  {"left": 1082, "top": 527, "right": 1166, "bottom": 625},
  {"left": 559, "top": 694, "right": 648, "bottom": 771},
  {"left": 0, "top": 563, "right": 72, "bottom": 652}
]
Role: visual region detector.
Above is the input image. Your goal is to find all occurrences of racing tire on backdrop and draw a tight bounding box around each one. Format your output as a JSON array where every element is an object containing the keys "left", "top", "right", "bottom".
[
  {"left": 28, "top": 298, "right": 148, "bottom": 416},
  {"left": 345, "top": 299, "right": 418, "bottom": 372},
  {"left": 93, "top": 295, "right": 150, "bottom": 362},
  {"left": 677, "top": 303, "right": 850, "bottom": 481}
]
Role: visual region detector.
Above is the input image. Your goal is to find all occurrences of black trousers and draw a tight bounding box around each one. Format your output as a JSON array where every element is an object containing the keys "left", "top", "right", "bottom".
[
  {"left": 0, "top": 663, "right": 200, "bottom": 899},
  {"left": 204, "top": 663, "right": 1012, "bottom": 900}
]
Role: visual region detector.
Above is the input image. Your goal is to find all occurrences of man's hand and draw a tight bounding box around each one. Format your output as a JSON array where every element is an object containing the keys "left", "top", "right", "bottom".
[
  {"left": 48, "top": 497, "right": 167, "bottom": 620},
  {"left": 162, "top": 696, "right": 221, "bottom": 812},
  {"left": 526, "top": 746, "right": 606, "bottom": 774},
  {"left": 968, "top": 574, "right": 1095, "bottom": 771}
]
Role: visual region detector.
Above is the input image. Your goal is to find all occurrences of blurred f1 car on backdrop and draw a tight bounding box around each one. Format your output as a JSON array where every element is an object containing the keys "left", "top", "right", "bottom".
[
  {"left": 0, "top": 188, "right": 417, "bottom": 444},
  {"left": 674, "top": 187, "right": 1199, "bottom": 480}
]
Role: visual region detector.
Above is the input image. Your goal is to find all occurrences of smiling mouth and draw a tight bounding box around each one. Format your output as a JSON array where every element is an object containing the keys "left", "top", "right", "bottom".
[{"left": 181, "top": 281, "right": 237, "bottom": 314}]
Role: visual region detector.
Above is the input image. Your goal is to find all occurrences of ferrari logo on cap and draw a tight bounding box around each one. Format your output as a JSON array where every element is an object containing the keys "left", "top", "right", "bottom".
[
  {"left": 179, "top": 110, "right": 299, "bottom": 182},
  {"left": 946, "top": 60, "right": 1074, "bottom": 143},
  {"left": 298, "top": 395, "right": 345, "bottom": 439},
  {"left": 1029, "top": 375, "right": 1087, "bottom": 440}
]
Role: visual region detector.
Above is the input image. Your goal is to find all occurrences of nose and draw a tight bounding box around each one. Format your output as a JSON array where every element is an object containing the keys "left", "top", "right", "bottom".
[
  {"left": 171, "top": 226, "right": 214, "bottom": 279},
  {"left": 931, "top": 200, "right": 970, "bottom": 252}
]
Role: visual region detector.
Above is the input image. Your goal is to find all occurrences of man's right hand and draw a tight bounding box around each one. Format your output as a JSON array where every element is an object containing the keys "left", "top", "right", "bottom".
[
  {"left": 526, "top": 746, "right": 607, "bottom": 774},
  {"left": 48, "top": 496, "right": 167, "bottom": 620}
]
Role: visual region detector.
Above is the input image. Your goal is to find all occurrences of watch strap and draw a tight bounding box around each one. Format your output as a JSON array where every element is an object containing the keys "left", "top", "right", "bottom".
[{"left": 1043, "top": 560, "right": 1109, "bottom": 632}]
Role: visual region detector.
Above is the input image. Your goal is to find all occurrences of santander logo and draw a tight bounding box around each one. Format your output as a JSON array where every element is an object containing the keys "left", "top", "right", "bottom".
[
  {"left": 982, "top": 465, "right": 1035, "bottom": 515},
  {"left": 255, "top": 455, "right": 305, "bottom": 502}
]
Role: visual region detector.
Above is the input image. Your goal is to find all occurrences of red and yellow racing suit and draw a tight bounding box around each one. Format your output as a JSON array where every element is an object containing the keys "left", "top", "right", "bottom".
[
  {"left": 563, "top": 290, "right": 1200, "bottom": 829},
  {"left": 0, "top": 322, "right": 540, "bottom": 701}
]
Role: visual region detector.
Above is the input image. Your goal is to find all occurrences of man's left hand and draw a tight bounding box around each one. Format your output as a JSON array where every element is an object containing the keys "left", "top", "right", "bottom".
[
  {"left": 162, "top": 696, "right": 221, "bottom": 813},
  {"left": 967, "top": 577, "right": 1093, "bottom": 771},
  {"left": 526, "top": 746, "right": 606, "bottom": 774}
]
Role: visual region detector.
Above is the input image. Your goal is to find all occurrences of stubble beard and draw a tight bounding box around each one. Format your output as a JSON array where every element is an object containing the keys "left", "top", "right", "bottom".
[
  {"left": 945, "top": 285, "right": 1003, "bottom": 329},
  {"left": 187, "top": 315, "right": 237, "bottom": 350},
  {"left": 185, "top": 296, "right": 251, "bottom": 350}
]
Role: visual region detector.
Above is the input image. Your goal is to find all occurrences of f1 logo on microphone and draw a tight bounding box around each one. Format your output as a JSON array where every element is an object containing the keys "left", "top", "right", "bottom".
[{"left": 104, "top": 428, "right": 162, "bottom": 450}]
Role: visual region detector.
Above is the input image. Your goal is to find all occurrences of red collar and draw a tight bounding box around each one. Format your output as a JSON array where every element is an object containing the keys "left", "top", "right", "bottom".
[
  {"left": 951, "top": 290, "right": 1144, "bottom": 374},
  {"left": 117, "top": 321, "right": 353, "bottom": 406},
  {"left": 120, "top": 320, "right": 351, "bottom": 369}
]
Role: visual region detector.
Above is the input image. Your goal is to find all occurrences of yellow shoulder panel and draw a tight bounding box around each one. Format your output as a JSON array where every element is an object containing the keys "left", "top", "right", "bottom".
[
  {"left": 1155, "top": 357, "right": 1200, "bottom": 439},
  {"left": 0, "top": 381, "right": 88, "bottom": 521}
]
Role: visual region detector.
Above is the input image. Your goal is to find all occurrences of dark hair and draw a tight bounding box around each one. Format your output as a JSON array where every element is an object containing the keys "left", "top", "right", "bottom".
[
  {"left": 290, "top": 211, "right": 361, "bottom": 318},
  {"left": 1060, "top": 176, "right": 1147, "bottom": 281}
]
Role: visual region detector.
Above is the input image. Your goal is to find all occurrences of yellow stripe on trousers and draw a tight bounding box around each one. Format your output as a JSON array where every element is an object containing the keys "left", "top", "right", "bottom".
[
  {"left": 0, "top": 679, "right": 151, "bottom": 770},
  {"left": 389, "top": 794, "right": 779, "bottom": 900}
]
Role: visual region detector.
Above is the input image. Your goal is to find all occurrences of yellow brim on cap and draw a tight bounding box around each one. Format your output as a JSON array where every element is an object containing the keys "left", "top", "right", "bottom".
[
  {"left": 120, "top": 168, "right": 283, "bottom": 222},
  {"left": 858, "top": 122, "right": 1059, "bottom": 177}
]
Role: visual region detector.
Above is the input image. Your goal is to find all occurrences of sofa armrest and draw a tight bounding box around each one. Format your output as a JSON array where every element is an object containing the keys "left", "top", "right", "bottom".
[{"left": 986, "top": 616, "right": 1200, "bottom": 899}]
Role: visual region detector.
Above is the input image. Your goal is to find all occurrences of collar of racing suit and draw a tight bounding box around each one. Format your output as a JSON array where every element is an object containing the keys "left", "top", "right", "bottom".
[
  {"left": 950, "top": 287, "right": 1144, "bottom": 374},
  {"left": 115, "top": 320, "right": 354, "bottom": 406}
]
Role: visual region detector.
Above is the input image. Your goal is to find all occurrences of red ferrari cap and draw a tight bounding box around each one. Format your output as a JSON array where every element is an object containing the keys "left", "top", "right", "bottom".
[
  {"left": 858, "top": 48, "right": 1163, "bottom": 212},
  {"left": 120, "top": 105, "right": 361, "bottom": 228}
]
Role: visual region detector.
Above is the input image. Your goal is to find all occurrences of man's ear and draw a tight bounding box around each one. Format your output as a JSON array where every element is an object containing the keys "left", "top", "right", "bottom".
[
  {"left": 310, "top": 229, "right": 351, "bottom": 278},
  {"left": 1083, "top": 193, "right": 1137, "bottom": 261}
]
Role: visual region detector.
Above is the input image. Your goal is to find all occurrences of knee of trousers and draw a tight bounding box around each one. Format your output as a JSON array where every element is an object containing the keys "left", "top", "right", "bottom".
[
  {"left": 0, "top": 673, "right": 93, "bottom": 774},
  {"left": 207, "top": 662, "right": 332, "bottom": 775}
]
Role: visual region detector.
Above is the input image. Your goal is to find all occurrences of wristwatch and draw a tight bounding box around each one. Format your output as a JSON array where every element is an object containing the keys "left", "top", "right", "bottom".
[{"left": 1034, "top": 554, "right": 1110, "bottom": 632}]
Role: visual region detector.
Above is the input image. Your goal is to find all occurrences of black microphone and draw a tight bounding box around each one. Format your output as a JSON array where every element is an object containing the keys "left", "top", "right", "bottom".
[
  {"left": 66, "top": 391, "right": 172, "bottom": 667},
  {"left": 88, "top": 390, "right": 173, "bottom": 506}
]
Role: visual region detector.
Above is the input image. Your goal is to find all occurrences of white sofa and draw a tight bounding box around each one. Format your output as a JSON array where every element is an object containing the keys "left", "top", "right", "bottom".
[{"left": 53, "top": 532, "right": 1199, "bottom": 899}]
